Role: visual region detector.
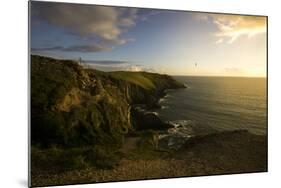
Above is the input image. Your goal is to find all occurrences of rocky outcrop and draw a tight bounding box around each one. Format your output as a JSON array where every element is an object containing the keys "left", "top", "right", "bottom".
[
  {"left": 131, "top": 109, "right": 173, "bottom": 130},
  {"left": 31, "top": 55, "right": 185, "bottom": 148}
]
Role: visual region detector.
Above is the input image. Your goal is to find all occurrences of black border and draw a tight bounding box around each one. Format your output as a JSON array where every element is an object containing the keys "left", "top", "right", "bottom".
[
  {"left": 28, "top": 1, "right": 31, "bottom": 187},
  {"left": 28, "top": 0, "right": 268, "bottom": 187}
]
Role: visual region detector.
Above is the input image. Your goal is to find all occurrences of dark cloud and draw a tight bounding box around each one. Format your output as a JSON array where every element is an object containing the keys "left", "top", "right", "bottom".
[
  {"left": 31, "top": 1, "right": 138, "bottom": 51},
  {"left": 64, "top": 45, "right": 111, "bottom": 52},
  {"left": 85, "top": 60, "right": 128, "bottom": 65},
  {"left": 31, "top": 46, "right": 64, "bottom": 52},
  {"left": 31, "top": 44, "right": 111, "bottom": 53}
]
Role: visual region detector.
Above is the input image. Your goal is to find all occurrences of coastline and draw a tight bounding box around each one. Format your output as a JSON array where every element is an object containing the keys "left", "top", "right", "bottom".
[{"left": 30, "top": 55, "right": 267, "bottom": 187}]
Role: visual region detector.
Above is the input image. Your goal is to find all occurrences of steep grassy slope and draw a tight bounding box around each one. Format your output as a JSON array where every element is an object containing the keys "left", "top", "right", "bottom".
[
  {"left": 109, "top": 71, "right": 185, "bottom": 109},
  {"left": 109, "top": 71, "right": 156, "bottom": 90},
  {"left": 109, "top": 71, "right": 184, "bottom": 91}
]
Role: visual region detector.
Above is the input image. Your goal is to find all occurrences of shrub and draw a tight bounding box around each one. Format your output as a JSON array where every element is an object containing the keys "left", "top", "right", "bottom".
[
  {"left": 85, "top": 145, "right": 120, "bottom": 169},
  {"left": 31, "top": 146, "right": 90, "bottom": 171},
  {"left": 138, "top": 130, "right": 159, "bottom": 149},
  {"left": 31, "top": 111, "right": 65, "bottom": 147}
]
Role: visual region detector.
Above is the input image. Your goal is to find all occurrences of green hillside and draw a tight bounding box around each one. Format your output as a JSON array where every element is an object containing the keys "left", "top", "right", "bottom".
[
  {"left": 109, "top": 71, "right": 184, "bottom": 91},
  {"left": 109, "top": 71, "right": 156, "bottom": 90}
]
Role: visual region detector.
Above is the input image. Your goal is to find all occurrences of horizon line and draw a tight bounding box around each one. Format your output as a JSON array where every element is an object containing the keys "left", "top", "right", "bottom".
[
  {"left": 30, "top": 54, "right": 266, "bottom": 78},
  {"left": 170, "top": 74, "right": 267, "bottom": 78}
]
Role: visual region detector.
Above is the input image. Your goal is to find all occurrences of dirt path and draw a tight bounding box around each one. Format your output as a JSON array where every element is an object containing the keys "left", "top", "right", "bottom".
[
  {"left": 120, "top": 137, "right": 140, "bottom": 152},
  {"left": 31, "top": 130, "right": 267, "bottom": 187}
]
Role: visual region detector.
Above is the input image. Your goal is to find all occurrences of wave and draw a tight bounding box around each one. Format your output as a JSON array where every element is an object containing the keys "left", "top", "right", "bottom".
[
  {"left": 169, "top": 120, "right": 193, "bottom": 127},
  {"left": 161, "top": 105, "right": 169, "bottom": 109},
  {"left": 159, "top": 94, "right": 172, "bottom": 102},
  {"left": 158, "top": 98, "right": 166, "bottom": 103},
  {"left": 167, "top": 120, "right": 194, "bottom": 137},
  {"left": 184, "top": 83, "right": 191, "bottom": 89},
  {"left": 144, "top": 111, "right": 159, "bottom": 116},
  {"left": 158, "top": 119, "right": 195, "bottom": 150}
]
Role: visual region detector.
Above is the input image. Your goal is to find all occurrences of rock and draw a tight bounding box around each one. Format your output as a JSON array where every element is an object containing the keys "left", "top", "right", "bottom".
[{"left": 131, "top": 108, "right": 173, "bottom": 130}]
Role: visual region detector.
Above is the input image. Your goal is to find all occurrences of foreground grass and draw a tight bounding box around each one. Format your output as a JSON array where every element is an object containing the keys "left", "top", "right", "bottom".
[{"left": 31, "top": 130, "right": 267, "bottom": 187}]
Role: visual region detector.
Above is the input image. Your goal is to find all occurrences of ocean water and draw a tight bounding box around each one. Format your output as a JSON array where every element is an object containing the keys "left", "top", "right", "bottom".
[{"left": 156, "top": 76, "right": 267, "bottom": 138}]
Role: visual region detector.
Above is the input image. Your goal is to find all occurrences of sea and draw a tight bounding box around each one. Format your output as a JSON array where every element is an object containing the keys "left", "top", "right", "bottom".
[{"left": 154, "top": 76, "right": 267, "bottom": 148}]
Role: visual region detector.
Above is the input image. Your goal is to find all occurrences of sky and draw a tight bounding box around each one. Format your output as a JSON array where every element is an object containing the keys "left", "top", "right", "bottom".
[{"left": 30, "top": 1, "right": 267, "bottom": 77}]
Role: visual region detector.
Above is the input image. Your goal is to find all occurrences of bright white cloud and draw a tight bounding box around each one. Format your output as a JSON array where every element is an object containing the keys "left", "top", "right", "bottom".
[
  {"left": 81, "top": 60, "right": 157, "bottom": 73},
  {"left": 215, "top": 38, "right": 223, "bottom": 44},
  {"left": 82, "top": 61, "right": 159, "bottom": 72}
]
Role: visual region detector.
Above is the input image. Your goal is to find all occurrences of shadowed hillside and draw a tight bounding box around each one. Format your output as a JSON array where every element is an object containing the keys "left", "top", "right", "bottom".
[
  {"left": 31, "top": 55, "right": 185, "bottom": 147},
  {"left": 31, "top": 55, "right": 185, "bottom": 172}
]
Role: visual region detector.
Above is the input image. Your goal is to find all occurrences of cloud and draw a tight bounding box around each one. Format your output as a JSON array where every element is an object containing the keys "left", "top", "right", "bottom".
[
  {"left": 82, "top": 60, "right": 157, "bottom": 72},
  {"left": 85, "top": 60, "right": 128, "bottom": 66},
  {"left": 224, "top": 67, "right": 245, "bottom": 75},
  {"left": 193, "top": 13, "right": 266, "bottom": 44},
  {"left": 192, "top": 13, "right": 209, "bottom": 22},
  {"left": 31, "top": 2, "right": 138, "bottom": 51},
  {"left": 31, "top": 44, "right": 112, "bottom": 53},
  {"left": 138, "top": 10, "right": 163, "bottom": 21},
  {"left": 31, "top": 46, "right": 64, "bottom": 52},
  {"left": 126, "top": 65, "right": 144, "bottom": 72},
  {"left": 213, "top": 15, "right": 266, "bottom": 43},
  {"left": 215, "top": 38, "right": 223, "bottom": 44},
  {"left": 63, "top": 45, "right": 111, "bottom": 52},
  {"left": 125, "top": 64, "right": 158, "bottom": 72}
]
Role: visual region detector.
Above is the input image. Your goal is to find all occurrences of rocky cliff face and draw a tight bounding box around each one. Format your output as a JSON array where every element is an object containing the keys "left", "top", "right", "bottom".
[{"left": 31, "top": 55, "right": 185, "bottom": 148}]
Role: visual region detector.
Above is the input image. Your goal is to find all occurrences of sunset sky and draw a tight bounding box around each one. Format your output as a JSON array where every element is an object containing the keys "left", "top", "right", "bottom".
[{"left": 31, "top": 1, "right": 267, "bottom": 77}]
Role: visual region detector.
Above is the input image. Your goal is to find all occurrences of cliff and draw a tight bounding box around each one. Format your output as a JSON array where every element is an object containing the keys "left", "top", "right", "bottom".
[
  {"left": 31, "top": 56, "right": 267, "bottom": 187},
  {"left": 31, "top": 55, "right": 185, "bottom": 148}
]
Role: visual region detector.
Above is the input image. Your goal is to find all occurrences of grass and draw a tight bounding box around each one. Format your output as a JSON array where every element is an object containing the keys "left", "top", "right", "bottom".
[
  {"left": 122, "top": 130, "right": 171, "bottom": 160},
  {"left": 109, "top": 71, "right": 185, "bottom": 92},
  {"left": 109, "top": 71, "right": 156, "bottom": 90},
  {"left": 31, "top": 130, "right": 267, "bottom": 187},
  {"left": 31, "top": 145, "right": 121, "bottom": 171}
]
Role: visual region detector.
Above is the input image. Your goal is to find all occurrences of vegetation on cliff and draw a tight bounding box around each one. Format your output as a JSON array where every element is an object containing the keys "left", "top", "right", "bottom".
[
  {"left": 31, "top": 55, "right": 185, "bottom": 171},
  {"left": 31, "top": 55, "right": 267, "bottom": 187}
]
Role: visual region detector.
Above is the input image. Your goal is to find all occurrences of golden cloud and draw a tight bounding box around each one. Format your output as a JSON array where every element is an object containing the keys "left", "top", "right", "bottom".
[
  {"left": 194, "top": 13, "right": 267, "bottom": 43},
  {"left": 213, "top": 15, "right": 266, "bottom": 43}
]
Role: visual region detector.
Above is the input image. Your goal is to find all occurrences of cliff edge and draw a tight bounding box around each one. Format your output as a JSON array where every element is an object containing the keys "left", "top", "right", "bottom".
[{"left": 31, "top": 55, "right": 185, "bottom": 148}]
